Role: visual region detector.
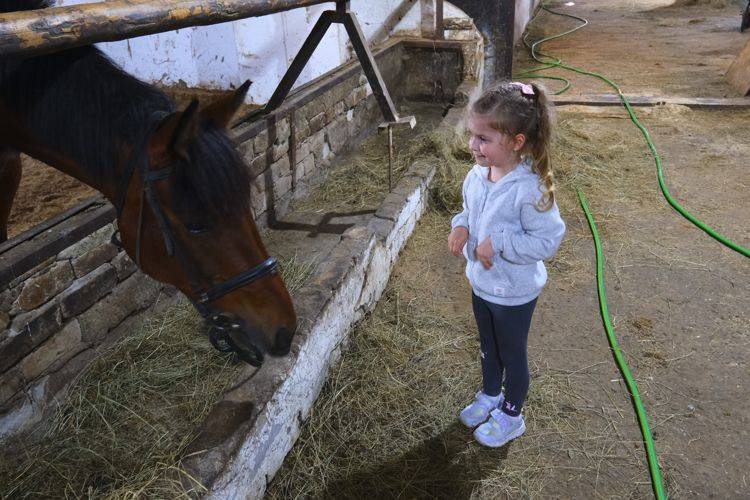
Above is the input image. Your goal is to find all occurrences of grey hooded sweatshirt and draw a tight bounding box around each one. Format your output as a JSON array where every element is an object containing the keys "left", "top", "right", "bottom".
[{"left": 451, "top": 159, "right": 566, "bottom": 306}]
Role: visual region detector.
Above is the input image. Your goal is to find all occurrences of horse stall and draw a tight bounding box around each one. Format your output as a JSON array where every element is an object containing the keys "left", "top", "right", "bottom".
[{"left": 0, "top": 0, "right": 486, "bottom": 496}]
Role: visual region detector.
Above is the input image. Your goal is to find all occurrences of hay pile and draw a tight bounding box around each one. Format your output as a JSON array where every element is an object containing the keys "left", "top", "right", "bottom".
[
  {"left": 0, "top": 300, "right": 237, "bottom": 498},
  {"left": 0, "top": 256, "right": 313, "bottom": 498},
  {"left": 267, "top": 211, "right": 580, "bottom": 498},
  {"left": 294, "top": 107, "right": 469, "bottom": 214}
]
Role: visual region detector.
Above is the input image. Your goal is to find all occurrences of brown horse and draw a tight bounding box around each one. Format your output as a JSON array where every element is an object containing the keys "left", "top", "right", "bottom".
[{"left": 0, "top": 0, "right": 296, "bottom": 365}]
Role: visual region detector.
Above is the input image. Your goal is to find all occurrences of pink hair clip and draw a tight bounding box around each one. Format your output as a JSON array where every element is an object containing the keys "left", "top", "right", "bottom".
[{"left": 510, "top": 81, "right": 534, "bottom": 97}]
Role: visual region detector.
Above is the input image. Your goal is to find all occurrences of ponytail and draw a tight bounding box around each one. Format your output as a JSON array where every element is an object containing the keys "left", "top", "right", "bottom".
[{"left": 528, "top": 82, "right": 555, "bottom": 211}]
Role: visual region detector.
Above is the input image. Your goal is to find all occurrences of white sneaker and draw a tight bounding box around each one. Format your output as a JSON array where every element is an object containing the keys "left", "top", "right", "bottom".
[
  {"left": 473, "top": 408, "right": 526, "bottom": 448},
  {"left": 459, "top": 391, "right": 504, "bottom": 428}
]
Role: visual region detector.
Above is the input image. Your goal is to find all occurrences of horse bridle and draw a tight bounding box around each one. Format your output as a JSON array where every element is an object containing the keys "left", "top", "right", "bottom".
[{"left": 111, "top": 111, "right": 277, "bottom": 365}]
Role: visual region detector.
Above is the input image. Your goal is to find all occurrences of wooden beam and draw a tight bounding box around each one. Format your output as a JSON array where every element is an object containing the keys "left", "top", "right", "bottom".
[
  {"left": 370, "top": 0, "right": 417, "bottom": 46},
  {"left": 552, "top": 94, "right": 750, "bottom": 109},
  {"left": 0, "top": 0, "right": 333, "bottom": 58},
  {"left": 435, "top": 0, "right": 443, "bottom": 40}
]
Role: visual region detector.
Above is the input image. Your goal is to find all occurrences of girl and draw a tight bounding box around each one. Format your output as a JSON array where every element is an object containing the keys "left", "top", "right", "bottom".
[{"left": 447, "top": 81, "right": 565, "bottom": 448}]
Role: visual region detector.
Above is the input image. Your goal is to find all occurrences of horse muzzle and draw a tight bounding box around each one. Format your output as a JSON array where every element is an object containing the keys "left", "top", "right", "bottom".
[{"left": 206, "top": 313, "right": 265, "bottom": 366}]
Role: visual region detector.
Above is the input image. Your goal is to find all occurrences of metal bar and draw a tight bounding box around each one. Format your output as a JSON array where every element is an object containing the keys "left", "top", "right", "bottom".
[
  {"left": 341, "top": 11, "right": 399, "bottom": 123},
  {"left": 387, "top": 125, "right": 393, "bottom": 192},
  {"left": 0, "top": 0, "right": 333, "bottom": 58},
  {"left": 435, "top": 0, "right": 443, "bottom": 40},
  {"left": 241, "top": 8, "right": 401, "bottom": 125},
  {"left": 263, "top": 10, "right": 335, "bottom": 114},
  {"left": 335, "top": 0, "right": 349, "bottom": 15}
]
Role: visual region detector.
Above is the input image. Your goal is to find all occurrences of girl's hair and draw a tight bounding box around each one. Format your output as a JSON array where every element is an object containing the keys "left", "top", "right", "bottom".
[{"left": 468, "top": 80, "right": 556, "bottom": 211}]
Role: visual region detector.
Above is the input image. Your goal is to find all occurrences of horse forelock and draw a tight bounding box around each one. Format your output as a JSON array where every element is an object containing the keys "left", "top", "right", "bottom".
[{"left": 173, "top": 124, "right": 253, "bottom": 220}]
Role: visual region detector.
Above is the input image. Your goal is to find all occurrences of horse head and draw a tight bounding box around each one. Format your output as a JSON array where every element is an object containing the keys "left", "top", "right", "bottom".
[{"left": 116, "top": 81, "right": 296, "bottom": 366}]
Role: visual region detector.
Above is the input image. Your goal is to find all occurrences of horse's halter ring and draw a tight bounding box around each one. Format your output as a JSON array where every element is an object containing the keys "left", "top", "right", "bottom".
[{"left": 111, "top": 111, "right": 277, "bottom": 366}]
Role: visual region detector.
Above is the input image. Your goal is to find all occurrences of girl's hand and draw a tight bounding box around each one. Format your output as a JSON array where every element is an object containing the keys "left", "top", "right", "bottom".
[
  {"left": 448, "top": 227, "right": 469, "bottom": 256},
  {"left": 476, "top": 236, "right": 495, "bottom": 269}
]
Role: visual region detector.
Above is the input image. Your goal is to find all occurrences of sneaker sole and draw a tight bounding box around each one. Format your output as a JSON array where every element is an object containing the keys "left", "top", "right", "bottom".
[{"left": 473, "top": 422, "right": 526, "bottom": 448}]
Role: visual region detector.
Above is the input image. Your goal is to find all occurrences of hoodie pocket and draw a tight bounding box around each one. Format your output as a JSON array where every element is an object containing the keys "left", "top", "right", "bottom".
[
  {"left": 471, "top": 257, "right": 511, "bottom": 297},
  {"left": 472, "top": 257, "right": 541, "bottom": 298}
]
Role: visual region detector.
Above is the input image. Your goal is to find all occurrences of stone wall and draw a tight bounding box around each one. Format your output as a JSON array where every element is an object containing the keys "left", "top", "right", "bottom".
[
  {"left": 0, "top": 223, "right": 175, "bottom": 438},
  {"left": 236, "top": 72, "right": 382, "bottom": 227},
  {"left": 0, "top": 39, "right": 469, "bottom": 441}
]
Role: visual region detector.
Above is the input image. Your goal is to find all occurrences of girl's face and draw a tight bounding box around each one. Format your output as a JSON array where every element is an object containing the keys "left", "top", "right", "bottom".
[{"left": 467, "top": 116, "right": 526, "bottom": 170}]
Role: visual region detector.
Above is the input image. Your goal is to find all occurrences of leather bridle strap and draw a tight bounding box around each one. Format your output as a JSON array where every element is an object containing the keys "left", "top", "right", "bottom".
[
  {"left": 197, "top": 257, "right": 278, "bottom": 304},
  {"left": 114, "top": 111, "right": 170, "bottom": 220},
  {"left": 112, "top": 111, "right": 170, "bottom": 249},
  {"left": 111, "top": 110, "right": 279, "bottom": 314}
]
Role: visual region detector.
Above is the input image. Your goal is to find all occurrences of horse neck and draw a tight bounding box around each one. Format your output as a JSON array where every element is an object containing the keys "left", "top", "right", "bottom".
[{"left": 0, "top": 47, "right": 172, "bottom": 204}]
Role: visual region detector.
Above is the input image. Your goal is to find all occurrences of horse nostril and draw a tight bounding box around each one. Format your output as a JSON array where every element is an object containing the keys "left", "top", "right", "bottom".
[{"left": 272, "top": 327, "right": 294, "bottom": 355}]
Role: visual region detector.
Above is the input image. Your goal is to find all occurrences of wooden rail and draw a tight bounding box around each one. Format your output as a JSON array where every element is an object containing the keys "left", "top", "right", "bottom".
[{"left": 0, "top": 0, "right": 332, "bottom": 57}]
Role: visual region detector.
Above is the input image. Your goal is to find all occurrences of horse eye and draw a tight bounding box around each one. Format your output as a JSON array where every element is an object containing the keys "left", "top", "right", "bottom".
[{"left": 185, "top": 223, "right": 210, "bottom": 235}]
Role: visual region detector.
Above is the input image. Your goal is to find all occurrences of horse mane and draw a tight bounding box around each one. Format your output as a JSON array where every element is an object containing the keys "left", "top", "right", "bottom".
[
  {"left": 0, "top": 0, "right": 252, "bottom": 219},
  {"left": 1, "top": 0, "right": 49, "bottom": 12}
]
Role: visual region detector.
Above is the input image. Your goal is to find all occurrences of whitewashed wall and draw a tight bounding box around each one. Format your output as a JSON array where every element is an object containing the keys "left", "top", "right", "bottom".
[
  {"left": 515, "top": 0, "right": 539, "bottom": 43},
  {"left": 58, "top": 1, "right": 471, "bottom": 104}
]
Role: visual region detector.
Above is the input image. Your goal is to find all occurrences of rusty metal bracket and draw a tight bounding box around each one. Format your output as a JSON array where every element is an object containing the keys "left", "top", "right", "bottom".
[
  {"left": 378, "top": 115, "right": 417, "bottom": 192},
  {"left": 237, "top": 1, "right": 411, "bottom": 131}
]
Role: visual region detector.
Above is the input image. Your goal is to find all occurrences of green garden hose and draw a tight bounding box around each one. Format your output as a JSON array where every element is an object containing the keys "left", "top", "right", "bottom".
[
  {"left": 577, "top": 188, "right": 666, "bottom": 500},
  {"left": 518, "top": 4, "right": 750, "bottom": 258}
]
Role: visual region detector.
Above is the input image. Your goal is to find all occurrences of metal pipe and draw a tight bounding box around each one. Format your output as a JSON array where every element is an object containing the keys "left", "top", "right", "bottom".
[{"left": 0, "top": 0, "right": 333, "bottom": 58}]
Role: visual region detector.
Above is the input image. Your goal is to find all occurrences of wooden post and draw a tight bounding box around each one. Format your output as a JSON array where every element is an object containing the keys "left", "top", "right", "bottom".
[
  {"left": 420, "top": 0, "right": 444, "bottom": 39},
  {"left": 448, "top": 0, "right": 516, "bottom": 84},
  {"left": 420, "top": 0, "right": 436, "bottom": 38},
  {"left": 435, "top": 0, "right": 444, "bottom": 40}
]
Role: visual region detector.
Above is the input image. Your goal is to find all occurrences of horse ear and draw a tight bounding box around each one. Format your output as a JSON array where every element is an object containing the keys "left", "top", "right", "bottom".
[
  {"left": 169, "top": 99, "right": 200, "bottom": 161},
  {"left": 200, "top": 80, "right": 251, "bottom": 129}
]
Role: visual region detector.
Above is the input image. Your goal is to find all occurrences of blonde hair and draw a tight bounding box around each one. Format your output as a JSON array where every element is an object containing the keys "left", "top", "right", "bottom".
[{"left": 468, "top": 81, "right": 556, "bottom": 211}]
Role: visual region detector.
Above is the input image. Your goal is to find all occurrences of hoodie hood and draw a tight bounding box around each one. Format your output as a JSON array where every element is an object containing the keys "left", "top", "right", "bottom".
[{"left": 469, "top": 157, "right": 537, "bottom": 188}]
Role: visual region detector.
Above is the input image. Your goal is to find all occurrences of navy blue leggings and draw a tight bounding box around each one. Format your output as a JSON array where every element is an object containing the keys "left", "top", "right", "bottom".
[{"left": 471, "top": 292, "right": 537, "bottom": 417}]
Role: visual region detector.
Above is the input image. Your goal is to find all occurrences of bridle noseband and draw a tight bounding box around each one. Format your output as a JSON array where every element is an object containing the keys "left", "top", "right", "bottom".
[{"left": 111, "top": 111, "right": 278, "bottom": 359}]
